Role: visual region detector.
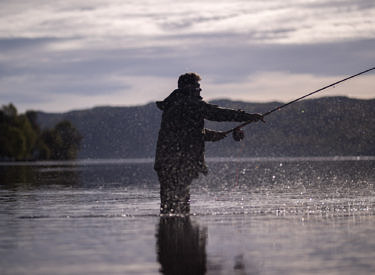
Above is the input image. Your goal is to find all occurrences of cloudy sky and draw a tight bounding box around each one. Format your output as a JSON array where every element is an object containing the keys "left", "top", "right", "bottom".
[{"left": 1, "top": 0, "right": 374, "bottom": 112}]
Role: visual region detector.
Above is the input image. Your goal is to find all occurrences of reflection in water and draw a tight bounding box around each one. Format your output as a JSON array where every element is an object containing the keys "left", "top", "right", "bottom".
[
  {"left": 156, "top": 216, "right": 207, "bottom": 275},
  {"left": 0, "top": 162, "right": 158, "bottom": 190},
  {"left": 0, "top": 166, "right": 35, "bottom": 189},
  {"left": 0, "top": 165, "right": 80, "bottom": 190}
]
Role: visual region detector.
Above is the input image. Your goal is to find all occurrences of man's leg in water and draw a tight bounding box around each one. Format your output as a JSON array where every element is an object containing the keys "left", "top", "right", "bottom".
[{"left": 158, "top": 171, "right": 192, "bottom": 214}]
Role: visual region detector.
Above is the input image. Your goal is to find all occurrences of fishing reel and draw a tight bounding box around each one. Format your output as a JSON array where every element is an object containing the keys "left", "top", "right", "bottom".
[{"left": 232, "top": 128, "right": 244, "bottom": 141}]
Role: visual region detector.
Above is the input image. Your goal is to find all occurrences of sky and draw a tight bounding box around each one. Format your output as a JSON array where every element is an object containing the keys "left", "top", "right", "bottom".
[{"left": 0, "top": 0, "right": 375, "bottom": 113}]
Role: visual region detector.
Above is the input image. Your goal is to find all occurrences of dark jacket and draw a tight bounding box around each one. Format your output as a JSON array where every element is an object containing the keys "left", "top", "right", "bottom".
[{"left": 154, "top": 88, "right": 254, "bottom": 178}]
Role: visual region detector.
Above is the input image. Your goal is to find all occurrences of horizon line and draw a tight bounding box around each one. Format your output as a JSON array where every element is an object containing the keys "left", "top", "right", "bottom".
[{"left": 11, "top": 95, "right": 373, "bottom": 114}]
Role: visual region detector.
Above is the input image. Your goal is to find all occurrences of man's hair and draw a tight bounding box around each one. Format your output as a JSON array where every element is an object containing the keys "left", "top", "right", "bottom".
[{"left": 178, "top": 73, "right": 201, "bottom": 89}]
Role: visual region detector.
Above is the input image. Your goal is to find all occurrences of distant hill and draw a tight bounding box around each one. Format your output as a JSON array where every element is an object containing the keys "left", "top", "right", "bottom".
[{"left": 36, "top": 97, "right": 375, "bottom": 158}]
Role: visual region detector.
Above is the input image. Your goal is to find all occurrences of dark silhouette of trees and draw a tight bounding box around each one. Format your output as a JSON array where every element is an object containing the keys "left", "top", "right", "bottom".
[
  {"left": 41, "top": 121, "right": 82, "bottom": 160},
  {"left": 0, "top": 103, "right": 82, "bottom": 161}
]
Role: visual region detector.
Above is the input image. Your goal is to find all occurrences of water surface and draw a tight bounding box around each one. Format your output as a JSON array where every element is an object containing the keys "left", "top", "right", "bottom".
[{"left": 0, "top": 157, "right": 374, "bottom": 274}]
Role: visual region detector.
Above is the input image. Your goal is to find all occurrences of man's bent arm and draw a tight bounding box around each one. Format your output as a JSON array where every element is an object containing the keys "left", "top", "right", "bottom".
[{"left": 203, "top": 128, "right": 226, "bottom": 142}]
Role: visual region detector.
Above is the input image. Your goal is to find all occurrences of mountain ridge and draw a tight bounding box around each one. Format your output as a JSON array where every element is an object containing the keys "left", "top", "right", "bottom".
[{"left": 36, "top": 96, "right": 375, "bottom": 158}]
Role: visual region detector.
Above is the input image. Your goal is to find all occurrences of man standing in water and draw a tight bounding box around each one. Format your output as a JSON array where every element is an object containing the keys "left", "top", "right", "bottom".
[{"left": 154, "top": 73, "right": 263, "bottom": 214}]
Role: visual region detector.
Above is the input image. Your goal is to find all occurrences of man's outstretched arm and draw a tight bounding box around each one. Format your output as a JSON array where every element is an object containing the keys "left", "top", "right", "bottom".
[{"left": 203, "top": 102, "right": 263, "bottom": 122}]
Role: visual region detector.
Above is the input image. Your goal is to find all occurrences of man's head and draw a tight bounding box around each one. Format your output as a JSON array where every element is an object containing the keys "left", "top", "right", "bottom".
[{"left": 178, "top": 73, "right": 201, "bottom": 89}]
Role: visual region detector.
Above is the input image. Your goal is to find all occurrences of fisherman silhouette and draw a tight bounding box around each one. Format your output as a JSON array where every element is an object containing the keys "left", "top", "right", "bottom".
[{"left": 154, "top": 73, "right": 263, "bottom": 214}]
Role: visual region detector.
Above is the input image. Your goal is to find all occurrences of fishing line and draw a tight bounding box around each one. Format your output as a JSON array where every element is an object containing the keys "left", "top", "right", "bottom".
[{"left": 224, "top": 66, "right": 375, "bottom": 135}]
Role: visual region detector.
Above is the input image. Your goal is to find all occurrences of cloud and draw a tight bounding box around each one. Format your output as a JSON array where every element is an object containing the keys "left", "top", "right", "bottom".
[
  {"left": 1, "top": 36, "right": 375, "bottom": 112},
  {"left": 0, "top": 0, "right": 374, "bottom": 112},
  {"left": 0, "top": 0, "right": 374, "bottom": 45},
  {"left": 1, "top": 75, "right": 175, "bottom": 112}
]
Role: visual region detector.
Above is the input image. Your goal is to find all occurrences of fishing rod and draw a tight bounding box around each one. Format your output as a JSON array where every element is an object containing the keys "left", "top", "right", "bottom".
[{"left": 224, "top": 66, "right": 375, "bottom": 138}]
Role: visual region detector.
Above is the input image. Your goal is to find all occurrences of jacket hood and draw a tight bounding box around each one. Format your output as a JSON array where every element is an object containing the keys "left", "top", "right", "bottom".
[{"left": 156, "top": 89, "right": 179, "bottom": 111}]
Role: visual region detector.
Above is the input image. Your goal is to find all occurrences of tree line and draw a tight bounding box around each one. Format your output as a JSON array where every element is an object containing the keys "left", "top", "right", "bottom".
[{"left": 0, "top": 103, "right": 82, "bottom": 161}]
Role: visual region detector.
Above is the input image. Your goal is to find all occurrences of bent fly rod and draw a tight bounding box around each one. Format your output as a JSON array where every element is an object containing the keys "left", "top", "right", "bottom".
[{"left": 224, "top": 66, "right": 375, "bottom": 136}]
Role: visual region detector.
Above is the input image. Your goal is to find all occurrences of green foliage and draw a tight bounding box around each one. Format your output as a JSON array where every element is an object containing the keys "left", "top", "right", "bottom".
[
  {"left": 0, "top": 103, "right": 82, "bottom": 161},
  {"left": 0, "top": 104, "right": 30, "bottom": 160},
  {"left": 0, "top": 126, "right": 26, "bottom": 160},
  {"left": 41, "top": 121, "right": 82, "bottom": 160}
]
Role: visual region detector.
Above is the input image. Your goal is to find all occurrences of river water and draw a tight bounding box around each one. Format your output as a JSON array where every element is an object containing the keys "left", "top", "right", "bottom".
[{"left": 0, "top": 157, "right": 374, "bottom": 275}]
